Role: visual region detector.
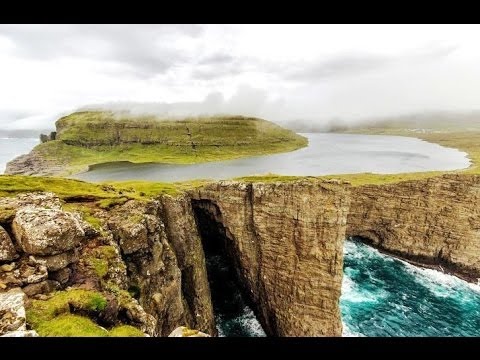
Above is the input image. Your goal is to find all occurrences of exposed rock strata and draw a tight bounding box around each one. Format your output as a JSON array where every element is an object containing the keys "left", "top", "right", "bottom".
[
  {"left": 2, "top": 174, "right": 480, "bottom": 336},
  {"left": 190, "top": 180, "right": 350, "bottom": 336},
  {"left": 347, "top": 174, "right": 480, "bottom": 282},
  {"left": 0, "top": 180, "right": 350, "bottom": 337}
]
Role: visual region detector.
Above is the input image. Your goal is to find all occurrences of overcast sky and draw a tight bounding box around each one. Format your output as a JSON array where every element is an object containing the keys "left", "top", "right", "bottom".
[{"left": 1, "top": 24, "right": 480, "bottom": 130}]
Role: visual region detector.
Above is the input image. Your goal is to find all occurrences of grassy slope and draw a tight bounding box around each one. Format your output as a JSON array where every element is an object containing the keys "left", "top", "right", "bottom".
[{"left": 30, "top": 112, "right": 307, "bottom": 176}]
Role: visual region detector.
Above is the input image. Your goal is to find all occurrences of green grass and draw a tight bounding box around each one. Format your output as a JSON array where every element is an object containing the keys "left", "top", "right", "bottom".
[
  {"left": 0, "top": 175, "right": 212, "bottom": 203},
  {"left": 34, "top": 314, "right": 109, "bottom": 337},
  {"left": 26, "top": 111, "right": 308, "bottom": 176},
  {"left": 26, "top": 289, "right": 107, "bottom": 329},
  {"left": 0, "top": 175, "right": 123, "bottom": 199},
  {"left": 235, "top": 173, "right": 445, "bottom": 187},
  {"left": 84, "top": 245, "right": 118, "bottom": 278},
  {"left": 26, "top": 288, "right": 145, "bottom": 337},
  {"left": 109, "top": 325, "right": 145, "bottom": 337}
]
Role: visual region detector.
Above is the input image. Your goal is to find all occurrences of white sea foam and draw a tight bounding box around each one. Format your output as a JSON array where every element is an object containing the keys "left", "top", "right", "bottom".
[
  {"left": 342, "top": 323, "right": 364, "bottom": 337},
  {"left": 237, "top": 307, "right": 266, "bottom": 337},
  {"left": 341, "top": 273, "right": 388, "bottom": 304}
]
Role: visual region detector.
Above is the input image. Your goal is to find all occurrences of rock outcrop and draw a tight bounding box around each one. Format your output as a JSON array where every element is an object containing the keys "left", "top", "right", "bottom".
[
  {"left": 12, "top": 207, "right": 85, "bottom": 255},
  {"left": 190, "top": 180, "right": 350, "bottom": 336},
  {"left": 347, "top": 174, "right": 480, "bottom": 282}
]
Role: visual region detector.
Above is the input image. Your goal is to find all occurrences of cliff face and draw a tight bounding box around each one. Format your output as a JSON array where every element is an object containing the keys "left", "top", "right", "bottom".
[
  {"left": 190, "top": 180, "right": 350, "bottom": 336},
  {"left": 347, "top": 174, "right": 480, "bottom": 282},
  {"left": 0, "top": 179, "right": 349, "bottom": 337},
  {"left": 3, "top": 174, "right": 480, "bottom": 336},
  {"left": 0, "top": 192, "right": 215, "bottom": 337}
]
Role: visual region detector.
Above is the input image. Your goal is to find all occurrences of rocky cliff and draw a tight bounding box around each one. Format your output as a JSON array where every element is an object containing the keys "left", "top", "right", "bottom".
[
  {"left": 4, "top": 173, "right": 479, "bottom": 337},
  {"left": 189, "top": 180, "right": 350, "bottom": 336},
  {"left": 0, "top": 192, "right": 215, "bottom": 337},
  {"left": 0, "top": 179, "right": 349, "bottom": 337},
  {"left": 347, "top": 174, "right": 480, "bottom": 282}
]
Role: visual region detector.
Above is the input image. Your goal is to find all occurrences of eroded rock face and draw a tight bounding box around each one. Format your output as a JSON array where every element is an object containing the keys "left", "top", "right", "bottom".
[
  {"left": 159, "top": 195, "right": 216, "bottom": 336},
  {"left": 0, "top": 257, "right": 48, "bottom": 289},
  {"left": 108, "top": 199, "right": 215, "bottom": 336},
  {"left": 347, "top": 174, "right": 480, "bottom": 282},
  {"left": 12, "top": 207, "right": 85, "bottom": 255},
  {"left": 0, "top": 226, "right": 17, "bottom": 261},
  {"left": 190, "top": 180, "right": 351, "bottom": 336}
]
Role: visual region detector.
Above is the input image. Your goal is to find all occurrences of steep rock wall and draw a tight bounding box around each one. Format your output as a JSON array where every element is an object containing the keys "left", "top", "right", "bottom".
[
  {"left": 347, "top": 174, "right": 480, "bottom": 282},
  {"left": 0, "top": 192, "right": 215, "bottom": 337},
  {"left": 189, "top": 180, "right": 350, "bottom": 336}
]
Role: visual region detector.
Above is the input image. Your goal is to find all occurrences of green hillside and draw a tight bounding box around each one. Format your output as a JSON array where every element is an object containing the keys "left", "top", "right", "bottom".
[{"left": 20, "top": 111, "right": 307, "bottom": 176}]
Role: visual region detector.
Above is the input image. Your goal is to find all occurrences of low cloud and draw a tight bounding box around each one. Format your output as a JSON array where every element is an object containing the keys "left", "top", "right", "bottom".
[{"left": 0, "top": 25, "right": 479, "bottom": 132}]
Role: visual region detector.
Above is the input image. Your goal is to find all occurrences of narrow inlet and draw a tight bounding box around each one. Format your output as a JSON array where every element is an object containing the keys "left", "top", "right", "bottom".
[{"left": 191, "top": 200, "right": 266, "bottom": 337}]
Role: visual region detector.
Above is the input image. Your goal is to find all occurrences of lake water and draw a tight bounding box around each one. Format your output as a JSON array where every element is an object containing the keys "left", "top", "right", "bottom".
[
  {"left": 0, "top": 138, "right": 39, "bottom": 173},
  {"left": 0, "top": 134, "right": 477, "bottom": 337},
  {"left": 73, "top": 133, "right": 470, "bottom": 182}
]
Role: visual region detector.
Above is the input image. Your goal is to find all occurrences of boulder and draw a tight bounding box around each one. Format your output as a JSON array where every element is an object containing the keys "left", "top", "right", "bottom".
[
  {"left": 0, "top": 192, "right": 63, "bottom": 211},
  {"left": 120, "top": 297, "right": 157, "bottom": 336},
  {"left": 168, "top": 326, "right": 210, "bottom": 337},
  {"left": 0, "top": 288, "right": 27, "bottom": 336},
  {"left": 0, "top": 226, "right": 17, "bottom": 261},
  {"left": 12, "top": 207, "right": 85, "bottom": 255}
]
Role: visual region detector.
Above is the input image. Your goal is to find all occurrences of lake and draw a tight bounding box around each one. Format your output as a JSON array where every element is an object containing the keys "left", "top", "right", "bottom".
[{"left": 73, "top": 133, "right": 470, "bottom": 182}]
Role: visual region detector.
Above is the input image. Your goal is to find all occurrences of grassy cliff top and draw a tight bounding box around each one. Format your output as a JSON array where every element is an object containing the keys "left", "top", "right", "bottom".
[
  {"left": 55, "top": 111, "right": 306, "bottom": 147},
  {"left": 15, "top": 111, "right": 307, "bottom": 176}
]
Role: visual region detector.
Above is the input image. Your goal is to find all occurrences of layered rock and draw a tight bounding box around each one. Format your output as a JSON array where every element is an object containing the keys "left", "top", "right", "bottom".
[
  {"left": 159, "top": 195, "right": 215, "bottom": 336},
  {"left": 106, "top": 198, "right": 215, "bottom": 336},
  {"left": 189, "top": 180, "right": 350, "bottom": 336},
  {"left": 347, "top": 174, "right": 480, "bottom": 282}
]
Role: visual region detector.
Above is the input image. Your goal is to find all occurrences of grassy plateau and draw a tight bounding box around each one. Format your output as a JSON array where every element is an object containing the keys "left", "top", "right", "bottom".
[{"left": 26, "top": 111, "right": 307, "bottom": 176}]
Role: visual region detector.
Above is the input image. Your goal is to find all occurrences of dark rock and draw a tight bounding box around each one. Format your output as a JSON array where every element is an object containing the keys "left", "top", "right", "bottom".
[{"left": 49, "top": 267, "right": 72, "bottom": 285}]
